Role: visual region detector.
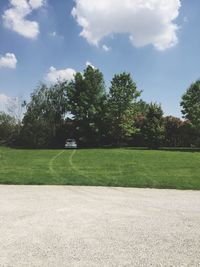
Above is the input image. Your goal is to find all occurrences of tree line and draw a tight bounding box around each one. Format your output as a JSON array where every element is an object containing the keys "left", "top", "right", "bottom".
[{"left": 1, "top": 66, "right": 200, "bottom": 149}]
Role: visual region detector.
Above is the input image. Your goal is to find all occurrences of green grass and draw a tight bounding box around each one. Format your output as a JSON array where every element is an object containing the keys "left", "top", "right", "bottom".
[{"left": 0, "top": 146, "right": 200, "bottom": 189}]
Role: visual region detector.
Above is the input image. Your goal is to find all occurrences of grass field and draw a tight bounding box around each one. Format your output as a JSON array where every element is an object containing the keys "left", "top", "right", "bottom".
[{"left": 0, "top": 146, "right": 200, "bottom": 189}]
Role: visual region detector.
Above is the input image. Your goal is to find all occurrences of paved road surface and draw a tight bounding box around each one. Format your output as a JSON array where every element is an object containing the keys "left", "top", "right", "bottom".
[{"left": 0, "top": 186, "right": 200, "bottom": 267}]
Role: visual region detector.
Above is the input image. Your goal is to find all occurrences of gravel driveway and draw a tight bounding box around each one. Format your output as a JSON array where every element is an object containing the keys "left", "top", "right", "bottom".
[{"left": 0, "top": 186, "right": 200, "bottom": 267}]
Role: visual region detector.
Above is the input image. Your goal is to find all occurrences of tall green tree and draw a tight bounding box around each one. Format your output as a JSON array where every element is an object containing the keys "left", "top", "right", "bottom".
[
  {"left": 67, "top": 65, "right": 106, "bottom": 146},
  {"left": 0, "top": 112, "right": 16, "bottom": 145},
  {"left": 106, "top": 72, "right": 141, "bottom": 144},
  {"left": 22, "top": 82, "right": 69, "bottom": 148},
  {"left": 143, "top": 103, "right": 164, "bottom": 149},
  {"left": 181, "top": 80, "right": 200, "bottom": 128}
]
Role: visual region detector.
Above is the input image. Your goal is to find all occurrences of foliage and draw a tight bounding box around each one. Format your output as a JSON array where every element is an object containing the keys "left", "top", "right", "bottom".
[
  {"left": 67, "top": 66, "right": 106, "bottom": 146},
  {"left": 181, "top": 80, "right": 200, "bottom": 128},
  {"left": 0, "top": 112, "right": 17, "bottom": 145},
  {"left": 4, "top": 68, "right": 200, "bottom": 149},
  {"left": 21, "top": 83, "right": 68, "bottom": 148},
  {"left": 106, "top": 72, "right": 141, "bottom": 144},
  {"left": 179, "top": 120, "right": 200, "bottom": 147},
  {"left": 134, "top": 100, "right": 150, "bottom": 116},
  {"left": 163, "top": 116, "right": 197, "bottom": 147},
  {"left": 143, "top": 103, "right": 164, "bottom": 149},
  {"left": 7, "top": 96, "right": 24, "bottom": 126},
  {"left": 164, "top": 116, "right": 182, "bottom": 147}
]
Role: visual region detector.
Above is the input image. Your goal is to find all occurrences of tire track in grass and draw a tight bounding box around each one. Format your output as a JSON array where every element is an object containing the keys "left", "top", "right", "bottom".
[
  {"left": 68, "top": 150, "right": 89, "bottom": 179},
  {"left": 48, "top": 150, "right": 65, "bottom": 179},
  {"left": 69, "top": 150, "right": 123, "bottom": 184},
  {"left": 49, "top": 149, "right": 124, "bottom": 182}
]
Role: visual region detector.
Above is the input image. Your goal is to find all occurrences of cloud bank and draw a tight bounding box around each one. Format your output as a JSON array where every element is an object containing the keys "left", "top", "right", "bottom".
[
  {"left": 72, "top": 0, "right": 181, "bottom": 50},
  {"left": 0, "top": 53, "right": 17, "bottom": 69},
  {"left": 3, "top": 0, "right": 45, "bottom": 39},
  {"left": 46, "top": 66, "right": 76, "bottom": 83}
]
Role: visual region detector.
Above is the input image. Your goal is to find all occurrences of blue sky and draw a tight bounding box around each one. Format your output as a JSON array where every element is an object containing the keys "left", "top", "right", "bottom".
[{"left": 0, "top": 0, "right": 200, "bottom": 117}]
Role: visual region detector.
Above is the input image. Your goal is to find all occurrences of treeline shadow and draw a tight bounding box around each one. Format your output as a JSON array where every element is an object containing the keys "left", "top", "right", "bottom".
[{"left": 125, "top": 147, "right": 200, "bottom": 153}]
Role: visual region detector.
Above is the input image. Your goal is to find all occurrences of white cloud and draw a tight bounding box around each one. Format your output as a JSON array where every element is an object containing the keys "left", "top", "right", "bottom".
[
  {"left": 29, "top": 0, "right": 45, "bottom": 9},
  {"left": 102, "top": 44, "right": 111, "bottom": 52},
  {"left": 72, "top": 0, "right": 181, "bottom": 50},
  {"left": 2, "top": 0, "right": 45, "bottom": 39},
  {"left": 0, "top": 53, "right": 17, "bottom": 69},
  {"left": 46, "top": 66, "right": 76, "bottom": 83}
]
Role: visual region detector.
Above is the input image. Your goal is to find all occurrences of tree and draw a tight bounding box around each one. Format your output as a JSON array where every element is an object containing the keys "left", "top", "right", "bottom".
[
  {"left": 143, "top": 103, "right": 164, "bottom": 149},
  {"left": 163, "top": 116, "right": 182, "bottom": 147},
  {"left": 21, "top": 82, "right": 69, "bottom": 148},
  {"left": 132, "top": 115, "right": 146, "bottom": 147},
  {"left": 134, "top": 100, "right": 150, "bottom": 116},
  {"left": 179, "top": 120, "right": 199, "bottom": 147},
  {"left": 106, "top": 72, "right": 141, "bottom": 145},
  {"left": 67, "top": 65, "right": 106, "bottom": 146},
  {"left": 181, "top": 80, "right": 200, "bottom": 128},
  {"left": 7, "top": 96, "right": 24, "bottom": 126},
  {"left": 0, "top": 112, "right": 16, "bottom": 145}
]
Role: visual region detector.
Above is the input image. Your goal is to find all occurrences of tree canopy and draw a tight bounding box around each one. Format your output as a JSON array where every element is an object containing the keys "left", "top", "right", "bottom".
[
  {"left": 181, "top": 80, "right": 200, "bottom": 128},
  {"left": 67, "top": 65, "right": 106, "bottom": 146},
  {"left": 106, "top": 72, "right": 141, "bottom": 144},
  {"left": 0, "top": 112, "right": 17, "bottom": 145},
  {"left": 1, "top": 68, "right": 200, "bottom": 149},
  {"left": 143, "top": 103, "right": 164, "bottom": 149}
]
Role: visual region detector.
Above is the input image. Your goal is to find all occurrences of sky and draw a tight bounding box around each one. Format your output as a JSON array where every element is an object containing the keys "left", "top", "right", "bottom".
[{"left": 0, "top": 0, "right": 200, "bottom": 117}]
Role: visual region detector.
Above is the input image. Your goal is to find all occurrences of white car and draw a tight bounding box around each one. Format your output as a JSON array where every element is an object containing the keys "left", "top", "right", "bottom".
[{"left": 64, "top": 139, "right": 77, "bottom": 149}]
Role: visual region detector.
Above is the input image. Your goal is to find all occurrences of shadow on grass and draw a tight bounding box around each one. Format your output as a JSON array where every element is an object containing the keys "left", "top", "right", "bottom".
[
  {"left": 4, "top": 145, "right": 200, "bottom": 153},
  {"left": 124, "top": 147, "right": 200, "bottom": 153}
]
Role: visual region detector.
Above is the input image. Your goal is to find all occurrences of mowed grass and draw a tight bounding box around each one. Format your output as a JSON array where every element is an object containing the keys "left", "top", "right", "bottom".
[{"left": 0, "top": 146, "right": 200, "bottom": 189}]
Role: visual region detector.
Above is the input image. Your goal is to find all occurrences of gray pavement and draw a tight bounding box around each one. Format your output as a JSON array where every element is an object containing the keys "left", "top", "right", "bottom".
[{"left": 0, "top": 185, "right": 200, "bottom": 267}]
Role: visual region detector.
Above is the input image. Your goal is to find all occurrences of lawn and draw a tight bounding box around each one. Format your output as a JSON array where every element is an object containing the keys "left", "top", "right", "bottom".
[{"left": 0, "top": 146, "right": 200, "bottom": 189}]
